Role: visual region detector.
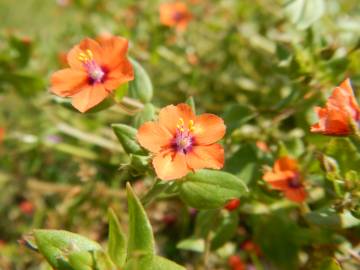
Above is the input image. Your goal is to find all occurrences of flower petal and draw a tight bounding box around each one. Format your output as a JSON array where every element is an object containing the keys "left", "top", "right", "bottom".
[
  {"left": 98, "top": 36, "right": 129, "bottom": 70},
  {"left": 186, "top": 144, "right": 224, "bottom": 170},
  {"left": 50, "top": 68, "right": 88, "bottom": 97},
  {"left": 263, "top": 171, "right": 291, "bottom": 190},
  {"left": 193, "top": 113, "right": 226, "bottom": 145},
  {"left": 159, "top": 103, "right": 195, "bottom": 135},
  {"left": 152, "top": 151, "right": 190, "bottom": 180},
  {"left": 71, "top": 84, "right": 109, "bottom": 113},
  {"left": 136, "top": 122, "right": 173, "bottom": 153},
  {"left": 103, "top": 59, "right": 134, "bottom": 91},
  {"left": 284, "top": 187, "right": 307, "bottom": 203},
  {"left": 274, "top": 157, "right": 298, "bottom": 172},
  {"left": 79, "top": 38, "right": 103, "bottom": 64},
  {"left": 67, "top": 45, "right": 85, "bottom": 70}
]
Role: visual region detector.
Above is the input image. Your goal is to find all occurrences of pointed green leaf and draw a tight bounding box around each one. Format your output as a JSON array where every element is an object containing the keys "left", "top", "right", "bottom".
[
  {"left": 153, "top": 256, "right": 186, "bottom": 270},
  {"left": 112, "top": 124, "right": 145, "bottom": 155},
  {"left": 129, "top": 58, "right": 153, "bottom": 103},
  {"left": 185, "top": 96, "right": 196, "bottom": 113},
  {"left": 108, "top": 208, "right": 127, "bottom": 268},
  {"left": 179, "top": 170, "right": 248, "bottom": 209},
  {"left": 126, "top": 183, "right": 155, "bottom": 256},
  {"left": 34, "top": 230, "right": 101, "bottom": 270}
]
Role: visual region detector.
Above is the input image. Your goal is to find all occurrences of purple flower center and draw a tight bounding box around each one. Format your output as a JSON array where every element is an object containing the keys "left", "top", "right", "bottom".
[
  {"left": 172, "top": 11, "right": 184, "bottom": 22},
  {"left": 288, "top": 173, "right": 302, "bottom": 188},
  {"left": 78, "top": 50, "right": 105, "bottom": 84},
  {"left": 172, "top": 118, "right": 195, "bottom": 154}
]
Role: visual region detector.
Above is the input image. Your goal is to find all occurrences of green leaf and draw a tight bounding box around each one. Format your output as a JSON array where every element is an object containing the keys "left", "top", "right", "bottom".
[
  {"left": 133, "top": 103, "right": 156, "bottom": 128},
  {"left": 126, "top": 183, "right": 155, "bottom": 256},
  {"left": 284, "top": 0, "right": 325, "bottom": 30},
  {"left": 222, "top": 104, "right": 256, "bottom": 134},
  {"left": 305, "top": 208, "right": 360, "bottom": 229},
  {"left": 177, "top": 238, "right": 205, "bottom": 253},
  {"left": 68, "top": 251, "right": 93, "bottom": 270},
  {"left": 179, "top": 170, "right": 248, "bottom": 209},
  {"left": 112, "top": 124, "right": 145, "bottom": 155},
  {"left": 33, "top": 230, "right": 101, "bottom": 270},
  {"left": 211, "top": 212, "right": 239, "bottom": 250},
  {"left": 129, "top": 58, "right": 153, "bottom": 103},
  {"left": 153, "top": 256, "right": 186, "bottom": 270},
  {"left": 114, "top": 82, "right": 129, "bottom": 102},
  {"left": 108, "top": 208, "right": 127, "bottom": 268},
  {"left": 124, "top": 254, "right": 154, "bottom": 270},
  {"left": 317, "top": 258, "right": 342, "bottom": 270}
]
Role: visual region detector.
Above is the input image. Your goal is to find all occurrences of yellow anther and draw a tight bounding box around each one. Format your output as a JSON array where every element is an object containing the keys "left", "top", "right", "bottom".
[
  {"left": 177, "top": 118, "right": 185, "bottom": 130},
  {"left": 86, "top": 49, "right": 93, "bottom": 59},
  {"left": 188, "top": 120, "right": 195, "bottom": 132},
  {"left": 77, "top": 50, "right": 93, "bottom": 62}
]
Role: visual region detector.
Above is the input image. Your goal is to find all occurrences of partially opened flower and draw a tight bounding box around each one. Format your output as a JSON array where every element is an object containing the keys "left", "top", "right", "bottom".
[
  {"left": 224, "top": 198, "right": 240, "bottom": 211},
  {"left": 228, "top": 255, "right": 245, "bottom": 270},
  {"left": 159, "top": 2, "right": 192, "bottom": 31},
  {"left": 311, "top": 78, "right": 360, "bottom": 136},
  {"left": 263, "top": 156, "right": 306, "bottom": 203},
  {"left": 51, "top": 36, "right": 134, "bottom": 113},
  {"left": 136, "top": 103, "right": 225, "bottom": 180}
]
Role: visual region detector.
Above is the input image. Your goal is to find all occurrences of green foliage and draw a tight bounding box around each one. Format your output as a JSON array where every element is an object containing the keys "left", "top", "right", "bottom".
[
  {"left": 107, "top": 209, "right": 127, "bottom": 268},
  {"left": 128, "top": 58, "right": 153, "bottom": 103},
  {"left": 179, "top": 169, "right": 247, "bottom": 209},
  {"left": 112, "top": 124, "right": 145, "bottom": 155}
]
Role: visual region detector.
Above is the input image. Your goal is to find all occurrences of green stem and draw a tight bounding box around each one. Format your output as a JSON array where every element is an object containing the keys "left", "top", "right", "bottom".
[{"left": 141, "top": 179, "right": 172, "bottom": 207}]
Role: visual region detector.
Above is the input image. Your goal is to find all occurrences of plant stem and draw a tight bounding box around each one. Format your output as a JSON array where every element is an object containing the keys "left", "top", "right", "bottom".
[{"left": 203, "top": 232, "right": 212, "bottom": 270}]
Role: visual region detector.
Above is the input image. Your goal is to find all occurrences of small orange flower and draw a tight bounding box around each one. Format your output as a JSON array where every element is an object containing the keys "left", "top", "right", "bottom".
[
  {"left": 228, "top": 255, "right": 245, "bottom": 270},
  {"left": 224, "top": 198, "right": 240, "bottom": 211},
  {"left": 51, "top": 36, "right": 134, "bottom": 113},
  {"left": 242, "top": 240, "right": 262, "bottom": 256},
  {"left": 19, "top": 200, "right": 34, "bottom": 215},
  {"left": 137, "top": 103, "right": 225, "bottom": 180},
  {"left": 263, "top": 156, "right": 306, "bottom": 203},
  {"left": 159, "top": 2, "right": 192, "bottom": 31},
  {"left": 311, "top": 78, "right": 360, "bottom": 136}
]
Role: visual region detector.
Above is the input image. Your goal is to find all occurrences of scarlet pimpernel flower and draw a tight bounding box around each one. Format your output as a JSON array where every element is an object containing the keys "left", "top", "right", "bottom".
[
  {"left": 136, "top": 103, "right": 225, "bottom": 180},
  {"left": 262, "top": 156, "right": 306, "bottom": 203},
  {"left": 311, "top": 78, "right": 360, "bottom": 136},
  {"left": 51, "top": 36, "right": 134, "bottom": 113},
  {"left": 159, "top": 2, "right": 192, "bottom": 31}
]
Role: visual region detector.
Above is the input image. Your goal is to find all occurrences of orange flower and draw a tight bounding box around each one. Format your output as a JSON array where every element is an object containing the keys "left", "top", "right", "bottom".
[
  {"left": 224, "top": 198, "right": 240, "bottom": 211},
  {"left": 242, "top": 240, "right": 262, "bottom": 256},
  {"left": 311, "top": 78, "right": 360, "bottom": 136},
  {"left": 51, "top": 36, "right": 134, "bottom": 113},
  {"left": 228, "top": 255, "right": 245, "bottom": 270},
  {"left": 263, "top": 156, "right": 306, "bottom": 203},
  {"left": 159, "top": 2, "right": 192, "bottom": 31},
  {"left": 136, "top": 103, "right": 225, "bottom": 180}
]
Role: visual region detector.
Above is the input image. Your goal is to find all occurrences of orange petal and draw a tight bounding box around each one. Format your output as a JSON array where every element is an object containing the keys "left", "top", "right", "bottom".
[
  {"left": 339, "top": 78, "right": 353, "bottom": 95},
  {"left": 274, "top": 157, "right": 298, "bottom": 172},
  {"left": 262, "top": 171, "right": 290, "bottom": 190},
  {"left": 51, "top": 68, "right": 88, "bottom": 97},
  {"left": 67, "top": 45, "right": 85, "bottom": 70},
  {"left": 159, "top": 103, "right": 195, "bottom": 134},
  {"left": 103, "top": 59, "right": 134, "bottom": 91},
  {"left": 98, "top": 36, "right": 129, "bottom": 70},
  {"left": 152, "top": 151, "right": 190, "bottom": 180},
  {"left": 79, "top": 38, "right": 103, "bottom": 64},
  {"left": 71, "top": 84, "right": 109, "bottom": 113},
  {"left": 186, "top": 144, "right": 224, "bottom": 170},
  {"left": 193, "top": 113, "right": 226, "bottom": 145},
  {"left": 284, "top": 187, "right": 307, "bottom": 203},
  {"left": 136, "top": 122, "right": 173, "bottom": 153}
]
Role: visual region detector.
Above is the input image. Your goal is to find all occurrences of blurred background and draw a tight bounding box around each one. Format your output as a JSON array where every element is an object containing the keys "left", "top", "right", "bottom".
[{"left": 0, "top": 0, "right": 359, "bottom": 269}]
